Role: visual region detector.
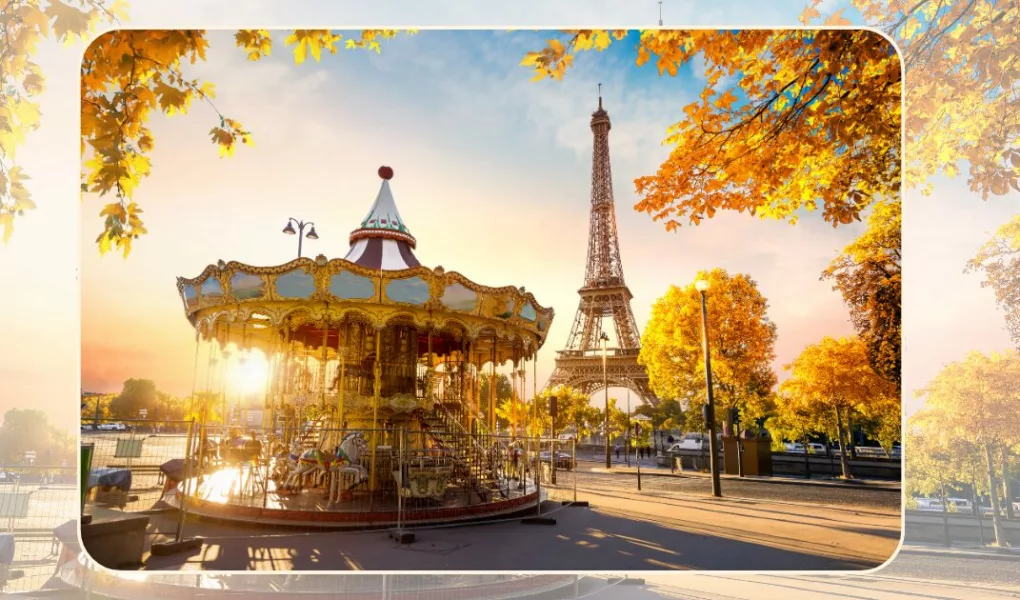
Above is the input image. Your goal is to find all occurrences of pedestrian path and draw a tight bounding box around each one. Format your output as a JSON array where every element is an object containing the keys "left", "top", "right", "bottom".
[{"left": 582, "top": 456, "right": 901, "bottom": 490}]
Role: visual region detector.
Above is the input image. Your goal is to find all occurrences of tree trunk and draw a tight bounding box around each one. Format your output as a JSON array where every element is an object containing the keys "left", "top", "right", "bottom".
[
  {"left": 1002, "top": 448, "right": 1015, "bottom": 521},
  {"left": 983, "top": 442, "right": 1007, "bottom": 546},
  {"left": 847, "top": 414, "right": 857, "bottom": 460},
  {"left": 802, "top": 434, "right": 811, "bottom": 479},
  {"left": 834, "top": 407, "right": 852, "bottom": 479}
]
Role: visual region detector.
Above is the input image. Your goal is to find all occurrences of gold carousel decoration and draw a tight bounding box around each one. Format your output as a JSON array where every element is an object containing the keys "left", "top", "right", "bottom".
[{"left": 174, "top": 166, "right": 554, "bottom": 516}]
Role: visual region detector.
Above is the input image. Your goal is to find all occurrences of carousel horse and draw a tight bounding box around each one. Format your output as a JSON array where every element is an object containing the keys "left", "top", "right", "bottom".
[
  {"left": 272, "top": 440, "right": 306, "bottom": 490},
  {"left": 218, "top": 433, "right": 265, "bottom": 497},
  {"left": 281, "top": 446, "right": 338, "bottom": 492},
  {"left": 327, "top": 431, "right": 369, "bottom": 504}
]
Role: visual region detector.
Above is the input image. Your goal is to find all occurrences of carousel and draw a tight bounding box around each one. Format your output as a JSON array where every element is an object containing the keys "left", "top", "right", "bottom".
[{"left": 167, "top": 166, "right": 555, "bottom": 527}]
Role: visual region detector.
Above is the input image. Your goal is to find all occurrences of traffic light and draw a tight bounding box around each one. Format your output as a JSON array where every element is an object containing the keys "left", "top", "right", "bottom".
[
  {"left": 548, "top": 396, "right": 558, "bottom": 418},
  {"left": 730, "top": 407, "right": 740, "bottom": 425}
]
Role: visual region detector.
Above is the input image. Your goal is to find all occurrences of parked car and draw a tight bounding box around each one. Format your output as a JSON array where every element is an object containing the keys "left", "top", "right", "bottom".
[{"left": 538, "top": 451, "right": 575, "bottom": 470}]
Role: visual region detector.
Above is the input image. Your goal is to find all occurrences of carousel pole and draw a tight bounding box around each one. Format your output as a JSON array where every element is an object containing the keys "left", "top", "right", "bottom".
[
  {"left": 338, "top": 352, "right": 347, "bottom": 428},
  {"left": 489, "top": 339, "right": 497, "bottom": 433},
  {"left": 319, "top": 317, "right": 330, "bottom": 448},
  {"left": 510, "top": 357, "right": 518, "bottom": 439},
  {"left": 369, "top": 327, "right": 382, "bottom": 492}
]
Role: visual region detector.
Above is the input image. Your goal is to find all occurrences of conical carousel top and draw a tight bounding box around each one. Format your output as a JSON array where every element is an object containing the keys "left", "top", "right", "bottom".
[{"left": 175, "top": 167, "right": 554, "bottom": 364}]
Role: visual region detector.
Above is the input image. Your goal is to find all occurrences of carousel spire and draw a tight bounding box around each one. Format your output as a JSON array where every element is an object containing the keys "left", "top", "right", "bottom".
[{"left": 344, "top": 166, "right": 422, "bottom": 270}]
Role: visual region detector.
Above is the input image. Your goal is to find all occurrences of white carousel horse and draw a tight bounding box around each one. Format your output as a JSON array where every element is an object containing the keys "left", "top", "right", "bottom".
[
  {"left": 282, "top": 447, "right": 337, "bottom": 492},
  {"left": 328, "top": 432, "right": 369, "bottom": 504}
]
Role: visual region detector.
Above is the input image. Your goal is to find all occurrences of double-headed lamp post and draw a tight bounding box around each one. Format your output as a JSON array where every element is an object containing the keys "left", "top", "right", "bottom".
[
  {"left": 601, "top": 331, "right": 611, "bottom": 469},
  {"left": 695, "top": 278, "right": 722, "bottom": 498},
  {"left": 283, "top": 218, "right": 319, "bottom": 258}
]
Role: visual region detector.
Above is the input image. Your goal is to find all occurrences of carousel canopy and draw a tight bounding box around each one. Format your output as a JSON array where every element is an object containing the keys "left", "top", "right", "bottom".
[
  {"left": 344, "top": 166, "right": 420, "bottom": 271},
  {"left": 175, "top": 166, "right": 555, "bottom": 362}
]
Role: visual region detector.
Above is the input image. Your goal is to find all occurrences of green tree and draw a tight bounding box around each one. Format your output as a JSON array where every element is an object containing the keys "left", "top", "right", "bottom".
[
  {"left": 822, "top": 200, "right": 901, "bottom": 385},
  {"left": 0, "top": 409, "right": 70, "bottom": 465},
  {"left": 108, "top": 378, "right": 158, "bottom": 419}
]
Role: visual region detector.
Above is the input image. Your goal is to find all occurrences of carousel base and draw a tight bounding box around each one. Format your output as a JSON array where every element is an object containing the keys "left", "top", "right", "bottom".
[{"left": 165, "top": 467, "right": 541, "bottom": 529}]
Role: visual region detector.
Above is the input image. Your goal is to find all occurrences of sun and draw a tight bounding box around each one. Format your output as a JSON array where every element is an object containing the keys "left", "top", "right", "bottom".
[{"left": 228, "top": 350, "right": 269, "bottom": 395}]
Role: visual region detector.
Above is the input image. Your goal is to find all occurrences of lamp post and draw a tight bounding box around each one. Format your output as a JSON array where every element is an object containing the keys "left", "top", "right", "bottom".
[
  {"left": 282, "top": 218, "right": 319, "bottom": 258},
  {"left": 601, "top": 331, "right": 611, "bottom": 469},
  {"left": 695, "top": 278, "right": 722, "bottom": 498}
]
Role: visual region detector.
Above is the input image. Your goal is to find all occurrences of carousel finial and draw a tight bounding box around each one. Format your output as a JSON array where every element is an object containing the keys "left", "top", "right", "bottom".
[{"left": 378, "top": 165, "right": 394, "bottom": 180}]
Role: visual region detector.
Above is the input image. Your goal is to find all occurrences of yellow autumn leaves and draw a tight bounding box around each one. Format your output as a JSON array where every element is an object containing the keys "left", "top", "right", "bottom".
[{"left": 78, "top": 28, "right": 414, "bottom": 257}]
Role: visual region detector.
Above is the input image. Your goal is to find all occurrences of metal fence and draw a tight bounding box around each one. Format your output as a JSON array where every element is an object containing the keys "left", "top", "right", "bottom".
[
  {"left": 0, "top": 464, "right": 77, "bottom": 592},
  {"left": 534, "top": 437, "right": 578, "bottom": 505},
  {"left": 78, "top": 417, "right": 558, "bottom": 540}
]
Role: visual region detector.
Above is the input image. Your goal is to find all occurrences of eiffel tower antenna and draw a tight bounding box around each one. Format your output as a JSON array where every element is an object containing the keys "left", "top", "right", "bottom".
[
  {"left": 543, "top": 95, "right": 658, "bottom": 406},
  {"left": 659, "top": 1, "right": 664, "bottom": 26}
]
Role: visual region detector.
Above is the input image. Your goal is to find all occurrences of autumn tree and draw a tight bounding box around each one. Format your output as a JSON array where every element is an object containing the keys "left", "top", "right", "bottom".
[
  {"left": 535, "top": 385, "right": 596, "bottom": 440},
  {"left": 523, "top": 29, "right": 900, "bottom": 229},
  {"left": 639, "top": 268, "right": 778, "bottom": 432},
  {"left": 913, "top": 351, "right": 1020, "bottom": 545},
  {"left": 591, "top": 398, "right": 628, "bottom": 445},
  {"left": 967, "top": 215, "right": 1020, "bottom": 348},
  {"left": 822, "top": 200, "right": 901, "bottom": 385},
  {"left": 804, "top": 1, "right": 1019, "bottom": 199},
  {"left": 778, "top": 336, "right": 899, "bottom": 479}
]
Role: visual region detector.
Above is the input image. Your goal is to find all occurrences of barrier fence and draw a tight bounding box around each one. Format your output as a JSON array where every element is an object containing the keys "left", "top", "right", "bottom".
[
  {"left": 534, "top": 437, "right": 578, "bottom": 505},
  {"left": 79, "top": 416, "right": 559, "bottom": 537},
  {"left": 0, "top": 464, "right": 77, "bottom": 592}
]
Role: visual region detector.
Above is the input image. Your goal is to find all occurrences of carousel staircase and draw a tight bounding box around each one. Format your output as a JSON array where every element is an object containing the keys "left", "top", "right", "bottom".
[
  {"left": 298, "top": 416, "right": 329, "bottom": 451},
  {"left": 414, "top": 405, "right": 506, "bottom": 501}
]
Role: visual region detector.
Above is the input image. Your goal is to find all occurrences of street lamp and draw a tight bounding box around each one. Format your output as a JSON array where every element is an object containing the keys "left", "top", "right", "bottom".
[
  {"left": 601, "top": 331, "right": 611, "bottom": 469},
  {"left": 283, "top": 218, "right": 319, "bottom": 258},
  {"left": 695, "top": 278, "right": 722, "bottom": 498}
]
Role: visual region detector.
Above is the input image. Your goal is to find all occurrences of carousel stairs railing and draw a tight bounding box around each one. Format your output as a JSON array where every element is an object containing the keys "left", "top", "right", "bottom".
[
  {"left": 298, "top": 416, "right": 329, "bottom": 451},
  {"left": 414, "top": 406, "right": 504, "bottom": 501}
]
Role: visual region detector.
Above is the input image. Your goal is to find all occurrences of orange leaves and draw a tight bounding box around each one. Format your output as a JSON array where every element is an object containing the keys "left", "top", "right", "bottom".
[
  {"left": 523, "top": 29, "right": 900, "bottom": 230},
  {"left": 76, "top": 27, "right": 408, "bottom": 257},
  {"left": 235, "top": 29, "right": 273, "bottom": 60},
  {"left": 807, "top": 0, "right": 1019, "bottom": 200},
  {"left": 208, "top": 117, "right": 253, "bottom": 158},
  {"left": 521, "top": 30, "right": 627, "bottom": 81},
  {"left": 823, "top": 201, "right": 901, "bottom": 385},
  {"left": 45, "top": 1, "right": 93, "bottom": 43}
]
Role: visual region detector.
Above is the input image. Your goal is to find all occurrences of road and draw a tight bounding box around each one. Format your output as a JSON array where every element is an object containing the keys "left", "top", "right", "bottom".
[
  {"left": 882, "top": 545, "right": 1020, "bottom": 586},
  {"left": 566, "top": 459, "right": 901, "bottom": 511}
]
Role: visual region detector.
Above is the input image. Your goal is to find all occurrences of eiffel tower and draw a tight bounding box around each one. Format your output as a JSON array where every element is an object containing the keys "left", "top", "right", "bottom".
[{"left": 545, "top": 91, "right": 658, "bottom": 406}]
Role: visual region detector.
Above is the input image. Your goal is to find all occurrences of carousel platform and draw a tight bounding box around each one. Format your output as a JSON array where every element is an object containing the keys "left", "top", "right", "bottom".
[{"left": 164, "top": 467, "right": 540, "bottom": 529}]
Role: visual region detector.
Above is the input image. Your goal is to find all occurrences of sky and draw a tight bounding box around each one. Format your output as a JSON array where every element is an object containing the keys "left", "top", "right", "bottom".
[
  {"left": 0, "top": 0, "right": 1016, "bottom": 436},
  {"left": 74, "top": 29, "right": 866, "bottom": 413}
]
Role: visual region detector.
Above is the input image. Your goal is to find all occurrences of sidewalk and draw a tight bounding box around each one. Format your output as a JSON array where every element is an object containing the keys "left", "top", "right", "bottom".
[
  {"left": 899, "top": 542, "right": 1020, "bottom": 562},
  {"left": 585, "top": 459, "right": 901, "bottom": 491}
]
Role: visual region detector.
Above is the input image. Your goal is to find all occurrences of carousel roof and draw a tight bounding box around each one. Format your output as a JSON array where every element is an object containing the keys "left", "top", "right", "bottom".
[{"left": 344, "top": 166, "right": 420, "bottom": 271}]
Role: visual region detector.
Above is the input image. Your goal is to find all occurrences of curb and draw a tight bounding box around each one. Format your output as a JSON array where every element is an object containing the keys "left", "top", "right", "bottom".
[{"left": 586, "top": 467, "right": 901, "bottom": 491}]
